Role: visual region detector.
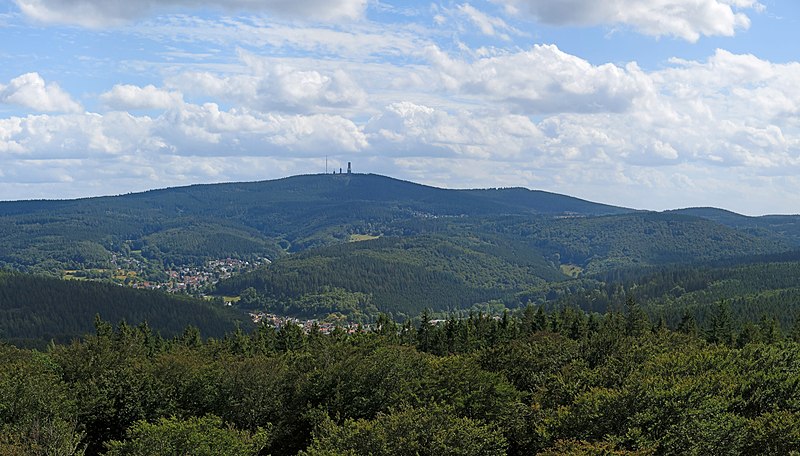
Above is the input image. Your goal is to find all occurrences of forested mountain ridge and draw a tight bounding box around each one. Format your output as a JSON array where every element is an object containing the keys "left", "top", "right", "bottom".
[
  {"left": 215, "top": 233, "right": 568, "bottom": 320},
  {"left": 2, "top": 172, "right": 797, "bottom": 276},
  {"left": 214, "top": 210, "right": 789, "bottom": 321},
  {"left": 2, "top": 172, "right": 799, "bottom": 325},
  {"left": 0, "top": 173, "right": 636, "bottom": 273},
  {"left": 670, "top": 206, "right": 800, "bottom": 245}
]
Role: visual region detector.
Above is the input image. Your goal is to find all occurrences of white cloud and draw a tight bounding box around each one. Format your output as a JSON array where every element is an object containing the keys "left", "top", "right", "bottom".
[
  {"left": 495, "top": 0, "right": 763, "bottom": 41},
  {"left": 15, "top": 0, "right": 367, "bottom": 27},
  {"left": 101, "top": 84, "right": 184, "bottom": 110},
  {"left": 3, "top": 26, "right": 800, "bottom": 214},
  {"left": 0, "top": 101, "right": 367, "bottom": 163},
  {"left": 426, "top": 44, "right": 649, "bottom": 114},
  {"left": 164, "top": 53, "right": 368, "bottom": 114},
  {"left": 457, "top": 3, "right": 522, "bottom": 41},
  {"left": 366, "top": 101, "right": 542, "bottom": 159},
  {"left": 0, "top": 73, "right": 82, "bottom": 113},
  {"left": 132, "top": 15, "right": 431, "bottom": 61}
]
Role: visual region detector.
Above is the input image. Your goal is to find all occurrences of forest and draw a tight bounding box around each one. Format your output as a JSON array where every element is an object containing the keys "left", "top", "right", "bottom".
[
  {"left": 5, "top": 174, "right": 800, "bottom": 454},
  {"left": 0, "top": 271, "right": 247, "bottom": 348},
  {"left": 2, "top": 305, "right": 800, "bottom": 455},
  {"left": 1, "top": 173, "right": 798, "bottom": 276}
]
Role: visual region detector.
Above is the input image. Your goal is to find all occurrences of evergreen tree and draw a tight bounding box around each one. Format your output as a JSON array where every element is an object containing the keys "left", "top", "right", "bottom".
[
  {"left": 678, "top": 310, "right": 699, "bottom": 337},
  {"left": 624, "top": 296, "right": 650, "bottom": 337},
  {"left": 417, "top": 308, "right": 433, "bottom": 352},
  {"left": 707, "top": 300, "right": 735, "bottom": 346}
]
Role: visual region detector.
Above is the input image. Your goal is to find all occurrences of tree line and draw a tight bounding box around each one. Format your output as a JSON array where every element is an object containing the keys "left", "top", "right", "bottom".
[{"left": 3, "top": 301, "right": 800, "bottom": 455}]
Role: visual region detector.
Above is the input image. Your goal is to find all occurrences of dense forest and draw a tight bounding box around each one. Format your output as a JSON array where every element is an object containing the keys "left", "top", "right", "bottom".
[
  {"left": 213, "top": 224, "right": 793, "bottom": 322},
  {"left": 3, "top": 306, "right": 800, "bottom": 455},
  {"left": 1, "top": 173, "right": 798, "bottom": 276},
  {"left": 0, "top": 271, "right": 247, "bottom": 348},
  {"left": 215, "top": 234, "right": 565, "bottom": 320},
  {"left": 5, "top": 173, "right": 800, "bottom": 454},
  {"left": 0, "top": 174, "right": 633, "bottom": 273}
]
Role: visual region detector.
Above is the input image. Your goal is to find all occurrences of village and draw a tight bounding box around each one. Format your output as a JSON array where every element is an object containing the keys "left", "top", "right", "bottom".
[
  {"left": 115, "top": 256, "right": 270, "bottom": 294},
  {"left": 249, "top": 311, "right": 372, "bottom": 335}
]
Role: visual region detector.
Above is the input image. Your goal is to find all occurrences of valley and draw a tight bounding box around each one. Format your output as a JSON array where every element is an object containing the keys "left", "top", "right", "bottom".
[
  {"left": 4, "top": 173, "right": 800, "bottom": 455},
  {"left": 3, "top": 173, "right": 800, "bottom": 336}
]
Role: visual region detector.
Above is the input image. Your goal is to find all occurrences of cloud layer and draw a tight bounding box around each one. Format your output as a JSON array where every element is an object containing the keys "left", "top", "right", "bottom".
[
  {"left": 3, "top": 42, "right": 800, "bottom": 213},
  {"left": 15, "top": 0, "right": 367, "bottom": 27},
  {"left": 2, "top": 1, "right": 799, "bottom": 214},
  {"left": 496, "top": 0, "right": 763, "bottom": 41}
]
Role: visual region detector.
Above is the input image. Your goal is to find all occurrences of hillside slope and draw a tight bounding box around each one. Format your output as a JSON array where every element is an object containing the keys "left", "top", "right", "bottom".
[
  {"left": 0, "top": 271, "right": 248, "bottom": 347},
  {"left": 215, "top": 233, "right": 567, "bottom": 320},
  {"left": 214, "top": 212, "right": 787, "bottom": 320},
  {"left": 0, "top": 173, "right": 632, "bottom": 272}
]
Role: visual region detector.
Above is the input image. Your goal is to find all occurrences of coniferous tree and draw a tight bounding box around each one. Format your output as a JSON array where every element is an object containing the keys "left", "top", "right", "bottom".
[
  {"left": 707, "top": 300, "right": 735, "bottom": 346},
  {"left": 624, "top": 296, "right": 650, "bottom": 337},
  {"left": 678, "top": 310, "right": 699, "bottom": 337}
]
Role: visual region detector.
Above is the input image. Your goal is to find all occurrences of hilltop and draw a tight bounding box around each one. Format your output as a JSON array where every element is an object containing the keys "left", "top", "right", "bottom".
[
  {"left": 3, "top": 172, "right": 800, "bottom": 324},
  {"left": 0, "top": 173, "right": 632, "bottom": 274}
]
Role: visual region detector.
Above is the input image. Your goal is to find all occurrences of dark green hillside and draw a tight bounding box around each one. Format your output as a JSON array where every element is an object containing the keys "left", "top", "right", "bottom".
[
  {"left": 214, "top": 211, "right": 789, "bottom": 321},
  {"left": 671, "top": 207, "right": 800, "bottom": 246},
  {"left": 0, "top": 271, "right": 247, "bottom": 347},
  {"left": 215, "top": 234, "right": 567, "bottom": 320},
  {"left": 630, "top": 257, "right": 800, "bottom": 330},
  {"left": 494, "top": 212, "right": 787, "bottom": 274},
  {"left": 0, "top": 173, "right": 632, "bottom": 272}
]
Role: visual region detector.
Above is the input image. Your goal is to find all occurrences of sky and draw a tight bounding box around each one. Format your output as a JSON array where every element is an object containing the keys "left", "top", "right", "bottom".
[{"left": 0, "top": 0, "right": 799, "bottom": 215}]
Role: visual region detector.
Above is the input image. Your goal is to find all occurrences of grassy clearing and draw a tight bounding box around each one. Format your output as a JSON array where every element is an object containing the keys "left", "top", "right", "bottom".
[
  {"left": 560, "top": 264, "right": 583, "bottom": 278},
  {"left": 349, "top": 234, "right": 381, "bottom": 242}
]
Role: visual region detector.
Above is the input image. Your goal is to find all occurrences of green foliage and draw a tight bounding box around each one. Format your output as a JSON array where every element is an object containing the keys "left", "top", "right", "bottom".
[
  {"left": 216, "top": 234, "right": 565, "bottom": 319},
  {"left": 301, "top": 406, "right": 506, "bottom": 456},
  {"left": 0, "top": 345, "right": 85, "bottom": 455},
  {"left": 103, "top": 415, "right": 269, "bottom": 456},
  {"left": 5, "top": 299, "right": 800, "bottom": 455},
  {"left": 0, "top": 271, "right": 247, "bottom": 347}
]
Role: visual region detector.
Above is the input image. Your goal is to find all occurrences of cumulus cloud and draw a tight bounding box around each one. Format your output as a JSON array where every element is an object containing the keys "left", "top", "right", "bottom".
[
  {"left": 166, "top": 55, "right": 367, "bottom": 114},
  {"left": 495, "top": 0, "right": 763, "bottom": 41},
  {"left": 366, "top": 101, "right": 542, "bottom": 159},
  {"left": 0, "top": 101, "right": 367, "bottom": 163},
  {"left": 3, "top": 33, "right": 800, "bottom": 214},
  {"left": 0, "top": 73, "right": 82, "bottom": 113},
  {"left": 426, "top": 44, "right": 649, "bottom": 114},
  {"left": 14, "top": 0, "right": 367, "bottom": 27},
  {"left": 101, "top": 84, "right": 184, "bottom": 110}
]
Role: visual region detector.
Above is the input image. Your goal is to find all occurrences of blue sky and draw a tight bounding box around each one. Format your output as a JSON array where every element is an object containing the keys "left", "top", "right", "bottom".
[{"left": 0, "top": 0, "right": 798, "bottom": 215}]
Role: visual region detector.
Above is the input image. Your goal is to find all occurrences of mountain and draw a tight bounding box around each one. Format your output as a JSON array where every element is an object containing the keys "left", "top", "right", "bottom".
[
  {"left": 2, "top": 172, "right": 799, "bottom": 323},
  {"left": 0, "top": 173, "right": 633, "bottom": 273}
]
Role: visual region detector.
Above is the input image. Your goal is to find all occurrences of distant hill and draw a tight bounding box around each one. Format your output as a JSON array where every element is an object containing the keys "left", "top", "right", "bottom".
[
  {"left": 0, "top": 173, "right": 633, "bottom": 272},
  {"left": 670, "top": 207, "right": 800, "bottom": 245},
  {"left": 495, "top": 211, "right": 788, "bottom": 274},
  {"left": 215, "top": 233, "right": 567, "bottom": 320},
  {"left": 214, "top": 211, "right": 787, "bottom": 320},
  {"left": 0, "top": 271, "right": 247, "bottom": 348}
]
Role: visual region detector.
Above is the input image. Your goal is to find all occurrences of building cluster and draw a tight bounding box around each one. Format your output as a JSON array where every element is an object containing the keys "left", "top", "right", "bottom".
[
  {"left": 249, "top": 312, "right": 368, "bottom": 335},
  {"left": 129, "top": 257, "right": 270, "bottom": 293}
]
